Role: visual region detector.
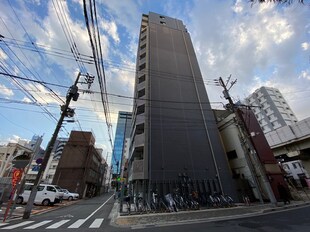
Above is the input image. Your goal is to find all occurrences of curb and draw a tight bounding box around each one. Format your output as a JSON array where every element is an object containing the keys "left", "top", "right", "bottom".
[{"left": 262, "top": 201, "right": 310, "bottom": 213}]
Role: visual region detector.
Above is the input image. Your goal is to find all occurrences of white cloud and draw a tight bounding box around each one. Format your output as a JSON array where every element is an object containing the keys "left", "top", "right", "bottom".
[
  {"left": 233, "top": 0, "right": 244, "bottom": 13},
  {"left": 301, "top": 42, "right": 310, "bottom": 50},
  {"left": 99, "top": 0, "right": 141, "bottom": 38},
  {"left": 100, "top": 20, "right": 120, "bottom": 44},
  {"left": 299, "top": 70, "right": 310, "bottom": 80},
  {"left": 31, "top": 0, "right": 41, "bottom": 6},
  {"left": 8, "top": 135, "right": 21, "bottom": 143},
  {"left": 22, "top": 97, "right": 32, "bottom": 103},
  {"left": 0, "top": 50, "right": 8, "bottom": 60},
  {"left": 265, "top": 18, "right": 293, "bottom": 44},
  {"left": 187, "top": 0, "right": 310, "bottom": 120},
  {"left": 0, "top": 84, "right": 13, "bottom": 97}
]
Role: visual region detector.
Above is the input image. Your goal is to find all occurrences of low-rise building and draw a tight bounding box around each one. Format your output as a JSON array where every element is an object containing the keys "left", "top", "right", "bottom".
[
  {"left": 52, "top": 131, "right": 104, "bottom": 198},
  {"left": 214, "top": 108, "right": 287, "bottom": 202}
]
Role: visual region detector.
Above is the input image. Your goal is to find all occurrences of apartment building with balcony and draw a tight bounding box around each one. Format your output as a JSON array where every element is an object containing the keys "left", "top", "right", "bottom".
[
  {"left": 128, "top": 12, "right": 237, "bottom": 200},
  {"left": 245, "top": 86, "right": 298, "bottom": 134}
]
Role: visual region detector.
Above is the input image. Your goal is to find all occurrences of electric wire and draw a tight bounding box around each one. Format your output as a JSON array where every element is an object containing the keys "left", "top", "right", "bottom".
[
  {"left": 0, "top": 37, "right": 221, "bottom": 86},
  {"left": 52, "top": 0, "right": 87, "bottom": 74},
  {"left": 83, "top": 0, "right": 114, "bottom": 152}
]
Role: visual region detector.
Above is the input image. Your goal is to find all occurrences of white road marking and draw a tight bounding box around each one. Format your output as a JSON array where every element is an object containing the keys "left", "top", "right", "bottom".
[
  {"left": 1, "top": 221, "right": 34, "bottom": 229},
  {"left": 89, "top": 218, "right": 104, "bottom": 228},
  {"left": 68, "top": 219, "right": 87, "bottom": 228},
  {"left": 46, "top": 219, "right": 70, "bottom": 229},
  {"left": 0, "top": 223, "right": 8, "bottom": 227},
  {"left": 24, "top": 220, "right": 52, "bottom": 229},
  {"left": 85, "top": 194, "right": 114, "bottom": 221}
]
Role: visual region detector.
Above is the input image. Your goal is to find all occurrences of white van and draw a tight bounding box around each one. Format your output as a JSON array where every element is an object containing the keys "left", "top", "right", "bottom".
[{"left": 16, "top": 183, "right": 64, "bottom": 206}]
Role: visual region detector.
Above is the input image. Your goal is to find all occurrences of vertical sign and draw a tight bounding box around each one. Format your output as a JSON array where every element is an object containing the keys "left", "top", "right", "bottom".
[{"left": 3, "top": 169, "right": 23, "bottom": 222}]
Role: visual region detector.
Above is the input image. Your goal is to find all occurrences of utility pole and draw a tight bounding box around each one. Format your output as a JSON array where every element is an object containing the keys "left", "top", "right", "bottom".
[
  {"left": 23, "top": 72, "right": 93, "bottom": 219},
  {"left": 218, "top": 76, "right": 277, "bottom": 206}
]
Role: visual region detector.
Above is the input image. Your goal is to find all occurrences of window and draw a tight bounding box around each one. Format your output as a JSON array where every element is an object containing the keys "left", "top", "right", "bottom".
[
  {"left": 139, "top": 63, "right": 146, "bottom": 71},
  {"left": 141, "top": 35, "right": 146, "bottom": 41},
  {"left": 226, "top": 150, "right": 238, "bottom": 160},
  {"left": 24, "top": 185, "right": 33, "bottom": 191},
  {"left": 292, "top": 162, "right": 298, "bottom": 169},
  {"left": 282, "top": 164, "right": 289, "bottom": 170},
  {"left": 136, "top": 124, "right": 144, "bottom": 135},
  {"left": 137, "top": 105, "right": 145, "bottom": 115},
  {"left": 160, "top": 16, "right": 165, "bottom": 19},
  {"left": 37, "top": 186, "right": 45, "bottom": 191},
  {"left": 47, "top": 186, "right": 56, "bottom": 192},
  {"left": 138, "top": 89, "right": 145, "bottom": 98},
  {"left": 138, "top": 74, "right": 145, "bottom": 83},
  {"left": 140, "top": 53, "right": 146, "bottom": 60},
  {"left": 140, "top": 44, "right": 146, "bottom": 50},
  {"left": 160, "top": 21, "right": 166, "bottom": 25}
]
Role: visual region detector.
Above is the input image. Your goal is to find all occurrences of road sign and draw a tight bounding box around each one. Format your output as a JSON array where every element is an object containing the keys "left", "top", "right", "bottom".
[
  {"left": 31, "top": 165, "right": 40, "bottom": 172},
  {"left": 36, "top": 158, "right": 43, "bottom": 164}
]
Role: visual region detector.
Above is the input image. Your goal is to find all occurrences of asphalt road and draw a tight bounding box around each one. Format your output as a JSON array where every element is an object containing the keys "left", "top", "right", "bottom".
[
  {"left": 1, "top": 195, "right": 310, "bottom": 232},
  {"left": 0, "top": 192, "right": 116, "bottom": 231}
]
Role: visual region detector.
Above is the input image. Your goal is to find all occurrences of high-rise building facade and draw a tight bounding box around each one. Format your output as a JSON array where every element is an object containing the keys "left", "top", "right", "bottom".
[
  {"left": 128, "top": 12, "right": 237, "bottom": 199},
  {"left": 245, "top": 86, "right": 298, "bottom": 134},
  {"left": 111, "top": 111, "right": 132, "bottom": 174}
]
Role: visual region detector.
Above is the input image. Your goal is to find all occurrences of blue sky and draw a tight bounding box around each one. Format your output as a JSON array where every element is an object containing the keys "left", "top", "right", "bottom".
[{"left": 0, "top": 0, "right": 309, "bottom": 165}]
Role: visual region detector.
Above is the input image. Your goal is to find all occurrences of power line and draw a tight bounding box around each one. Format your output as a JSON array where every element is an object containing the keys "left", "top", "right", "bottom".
[
  {"left": 51, "top": 0, "right": 87, "bottom": 74},
  {"left": 0, "top": 71, "right": 225, "bottom": 106},
  {"left": 83, "top": 0, "right": 114, "bottom": 151},
  {"left": 0, "top": 36, "right": 220, "bottom": 86}
]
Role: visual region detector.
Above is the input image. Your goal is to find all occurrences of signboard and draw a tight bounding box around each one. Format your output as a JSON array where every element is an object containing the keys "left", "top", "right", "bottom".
[
  {"left": 32, "top": 165, "right": 40, "bottom": 172},
  {"left": 12, "top": 169, "right": 22, "bottom": 188},
  {"left": 4, "top": 168, "right": 23, "bottom": 222}
]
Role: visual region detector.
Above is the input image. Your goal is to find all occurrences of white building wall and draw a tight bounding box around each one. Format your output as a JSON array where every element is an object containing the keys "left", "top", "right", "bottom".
[
  {"left": 245, "top": 86, "right": 298, "bottom": 134},
  {"left": 265, "top": 117, "right": 310, "bottom": 148}
]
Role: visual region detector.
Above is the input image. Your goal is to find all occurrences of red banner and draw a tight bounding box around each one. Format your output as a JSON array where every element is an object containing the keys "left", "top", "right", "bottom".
[
  {"left": 12, "top": 168, "right": 22, "bottom": 187},
  {"left": 3, "top": 168, "right": 23, "bottom": 222}
]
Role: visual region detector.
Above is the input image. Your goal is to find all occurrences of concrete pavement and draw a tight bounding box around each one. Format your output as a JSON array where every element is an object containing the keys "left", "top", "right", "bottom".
[
  {"left": 110, "top": 187, "right": 310, "bottom": 228},
  {"left": 110, "top": 200, "right": 310, "bottom": 228}
]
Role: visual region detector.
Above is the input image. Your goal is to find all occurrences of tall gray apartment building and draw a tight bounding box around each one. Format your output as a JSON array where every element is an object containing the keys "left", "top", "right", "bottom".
[
  {"left": 128, "top": 12, "right": 237, "bottom": 199},
  {"left": 245, "top": 86, "right": 298, "bottom": 134}
]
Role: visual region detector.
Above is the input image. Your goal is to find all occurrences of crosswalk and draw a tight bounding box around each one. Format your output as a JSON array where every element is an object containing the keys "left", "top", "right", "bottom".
[{"left": 0, "top": 218, "right": 105, "bottom": 230}]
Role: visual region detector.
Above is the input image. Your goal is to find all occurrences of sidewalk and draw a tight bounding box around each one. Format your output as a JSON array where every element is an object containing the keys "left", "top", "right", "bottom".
[
  {"left": 0, "top": 200, "right": 80, "bottom": 222},
  {"left": 111, "top": 200, "right": 310, "bottom": 228}
]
